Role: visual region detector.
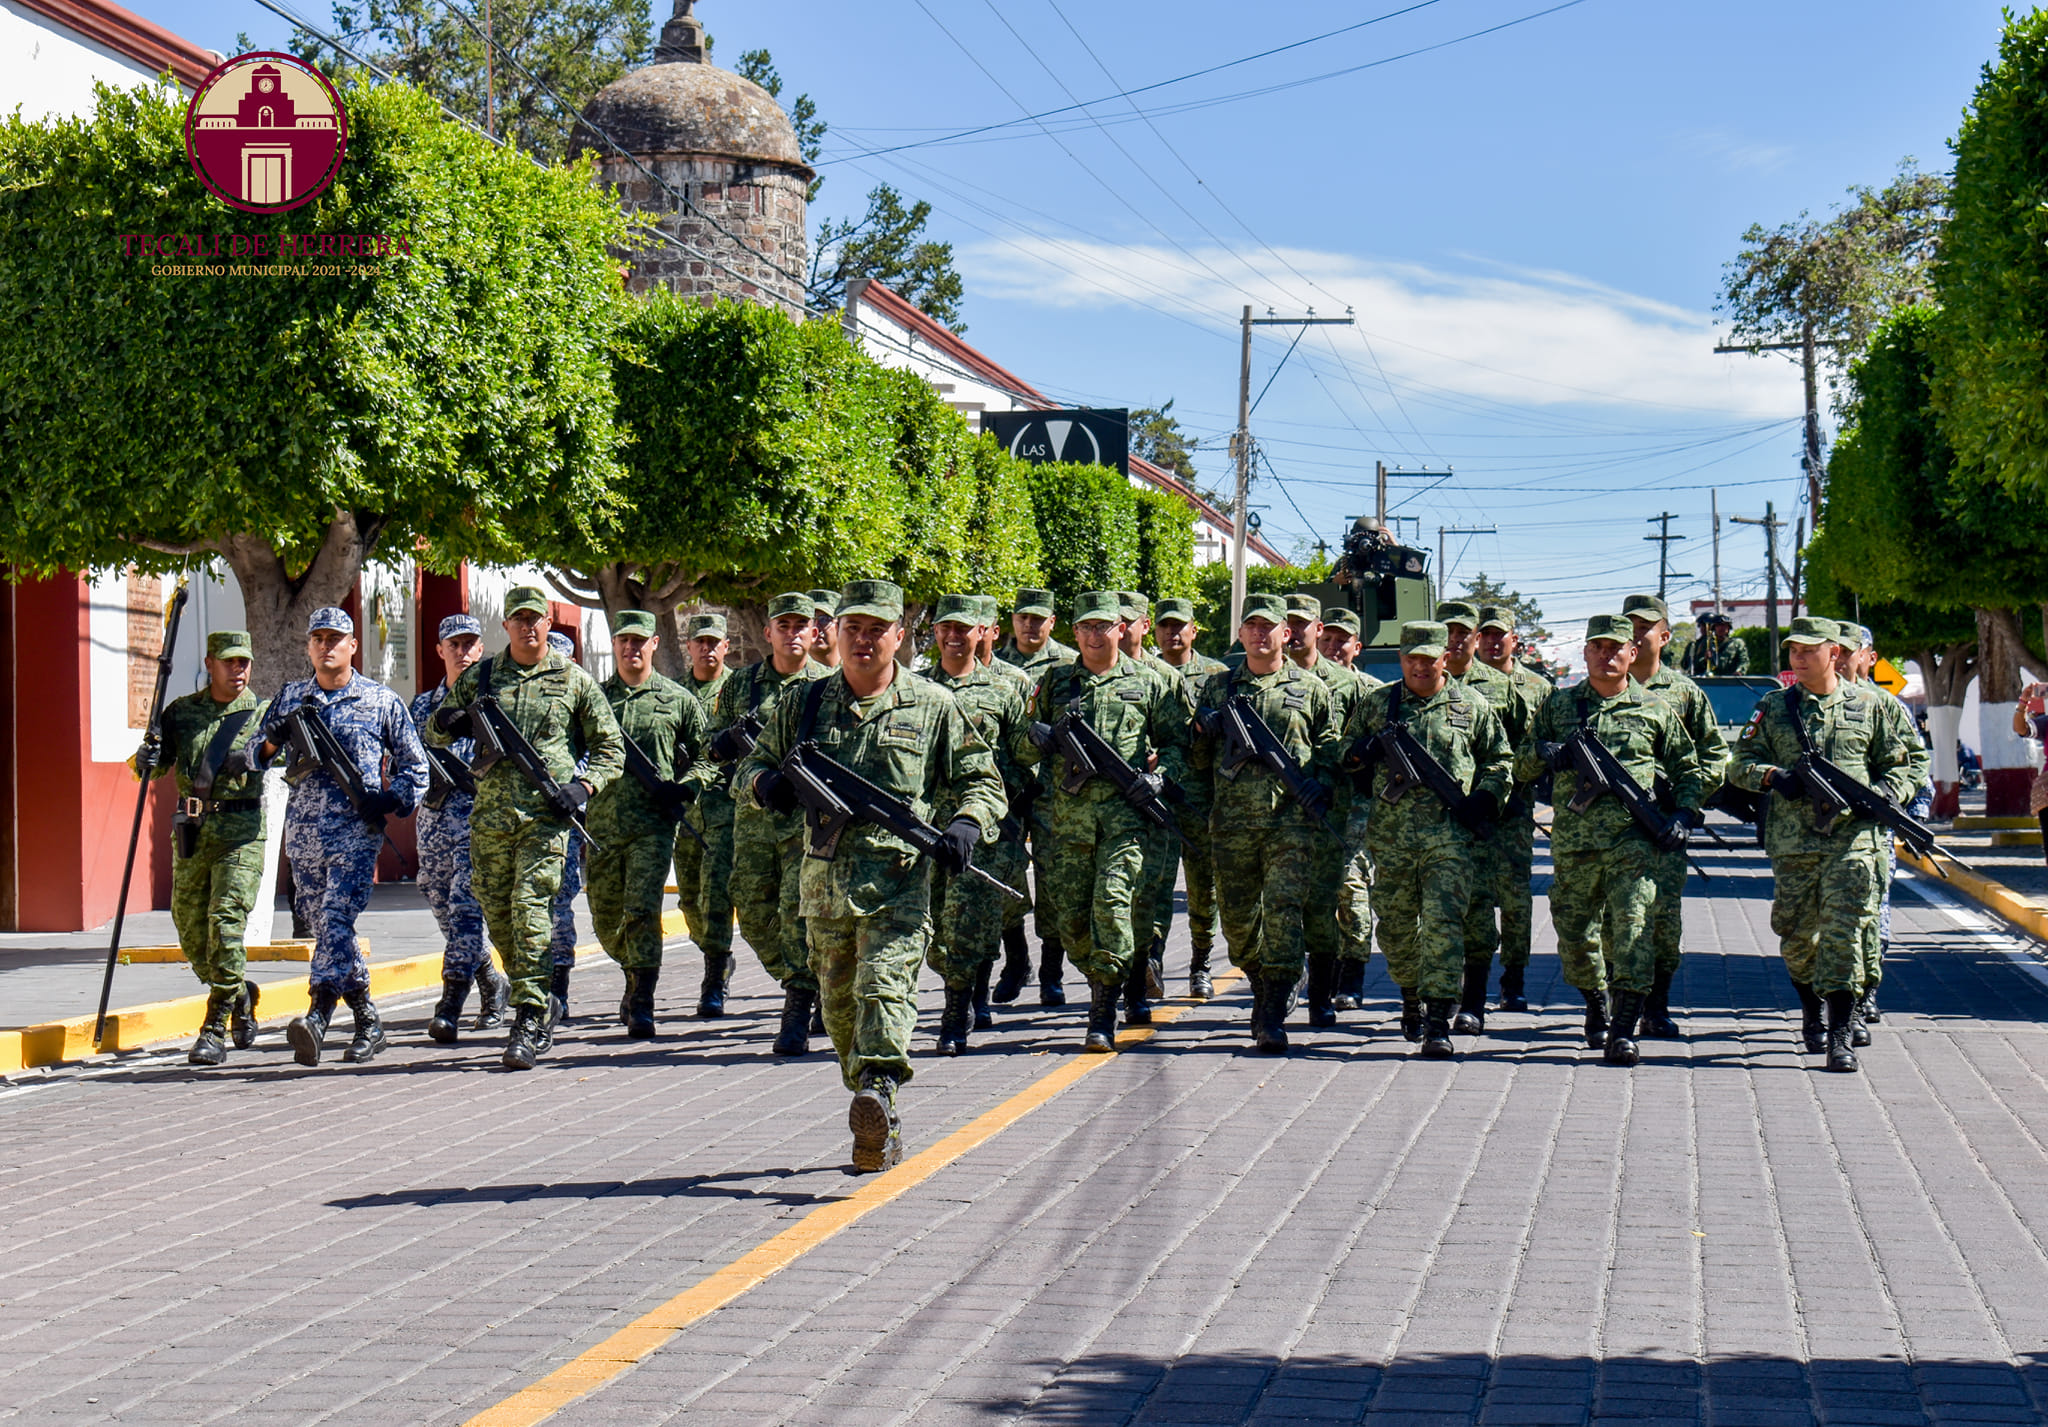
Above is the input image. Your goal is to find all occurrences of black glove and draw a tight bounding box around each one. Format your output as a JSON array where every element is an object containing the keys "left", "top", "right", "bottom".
[
  {"left": 1133, "top": 771, "right": 1167, "bottom": 803},
  {"left": 1659, "top": 820, "right": 1691, "bottom": 853},
  {"left": 361, "top": 788, "right": 406, "bottom": 819},
  {"left": 1460, "top": 789, "right": 1499, "bottom": 827},
  {"left": 1536, "top": 740, "right": 1569, "bottom": 771},
  {"left": 707, "top": 726, "right": 749, "bottom": 762},
  {"left": 1678, "top": 806, "right": 1706, "bottom": 829},
  {"left": 551, "top": 779, "right": 592, "bottom": 818},
  {"left": 136, "top": 730, "right": 163, "bottom": 769},
  {"left": 1301, "top": 777, "right": 1332, "bottom": 822},
  {"left": 754, "top": 769, "right": 799, "bottom": 814},
  {"left": 935, "top": 816, "right": 981, "bottom": 874},
  {"left": 1027, "top": 720, "right": 1054, "bottom": 751},
  {"left": 1770, "top": 767, "right": 1806, "bottom": 802},
  {"left": 216, "top": 743, "right": 259, "bottom": 780},
  {"left": 432, "top": 703, "right": 473, "bottom": 738}
]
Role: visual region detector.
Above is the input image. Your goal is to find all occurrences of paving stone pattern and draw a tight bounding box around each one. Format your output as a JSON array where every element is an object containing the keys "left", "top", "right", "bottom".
[{"left": 4, "top": 839, "right": 2048, "bottom": 1426}]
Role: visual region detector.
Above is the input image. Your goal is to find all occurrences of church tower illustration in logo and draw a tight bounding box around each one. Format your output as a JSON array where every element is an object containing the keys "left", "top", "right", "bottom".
[{"left": 186, "top": 53, "right": 347, "bottom": 213}]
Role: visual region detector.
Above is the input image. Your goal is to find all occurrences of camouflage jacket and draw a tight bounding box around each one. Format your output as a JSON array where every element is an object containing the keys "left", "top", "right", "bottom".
[
  {"left": 740, "top": 669, "right": 1007, "bottom": 918},
  {"left": 1684, "top": 634, "right": 1749, "bottom": 676},
  {"left": 1640, "top": 664, "right": 1730, "bottom": 804},
  {"left": 997, "top": 638, "right": 1077, "bottom": 680},
  {"left": 1459, "top": 661, "right": 1542, "bottom": 801},
  {"left": 928, "top": 661, "right": 1032, "bottom": 841},
  {"left": 1342, "top": 678, "right": 1513, "bottom": 846},
  {"left": 1190, "top": 661, "right": 1341, "bottom": 826},
  {"left": 712, "top": 658, "right": 828, "bottom": 841},
  {"left": 261, "top": 673, "right": 429, "bottom": 828},
  {"left": 151, "top": 687, "right": 270, "bottom": 846},
  {"left": 681, "top": 663, "right": 732, "bottom": 822},
  {"left": 1012, "top": 651, "right": 1193, "bottom": 806},
  {"left": 590, "top": 670, "right": 714, "bottom": 843},
  {"left": 426, "top": 651, "right": 621, "bottom": 824},
  {"left": 1728, "top": 680, "right": 1930, "bottom": 854},
  {"left": 1521, "top": 679, "right": 1702, "bottom": 854}
]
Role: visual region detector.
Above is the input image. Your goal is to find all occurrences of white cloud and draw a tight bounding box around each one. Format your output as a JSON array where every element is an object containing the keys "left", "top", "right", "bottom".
[
  {"left": 958, "top": 237, "right": 1797, "bottom": 419},
  {"left": 1674, "top": 128, "right": 1794, "bottom": 174}
]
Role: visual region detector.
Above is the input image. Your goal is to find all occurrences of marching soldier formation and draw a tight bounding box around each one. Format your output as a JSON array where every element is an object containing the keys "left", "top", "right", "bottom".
[{"left": 139, "top": 584, "right": 1931, "bottom": 1172}]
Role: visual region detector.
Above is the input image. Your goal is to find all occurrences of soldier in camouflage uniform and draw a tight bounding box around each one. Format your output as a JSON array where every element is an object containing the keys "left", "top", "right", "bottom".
[
  {"left": 1013, "top": 591, "right": 1191, "bottom": 1052},
  {"left": 1475, "top": 605, "right": 1551, "bottom": 1013},
  {"left": 1341, "top": 622, "right": 1512, "bottom": 1058},
  {"left": 1624, "top": 593, "right": 1730, "bottom": 1039},
  {"left": 1191, "top": 593, "right": 1341, "bottom": 1052},
  {"left": 994, "top": 587, "right": 1077, "bottom": 1006},
  {"left": 806, "top": 590, "right": 842, "bottom": 669},
  {"left": 675, "top": 613, "right": 736, "bottom": 1015},
  {"left": 712, "top": 593, "right": 830, "bottom": 1054},
  {"left": 541, "top": 630, "right": 587, "bottom": 1023},
  {"left": 1524, "top": 613, "right": 1704, "bottom": 1068},
  {"left": 139, "top": 629, "right": 270, "bottom": 1066},
  {"left": 1684, "top": 611, "right": 1750, "bottom": 676},
  {"left": 1153, "top": 598, "right": 1228, "bottom": 998},
  {"left": 1118, "top": 592, "right": 1188, "bottom": 1018},
  {"left": 1286, "top": 594, "right": 1368, "bottom": 1027},
  {"left": 411, "top": 613, "right": 512, "bottom": 1045},
  {"left": 1728, "top": 616, "right": 1928, "bottom": 1072},
  {"left": 426, "top": 586, "right": 622, "bottom": 1070},
  {"left": 1841, "top": 620, "right": 1931, "bottom": 1031},
  {"left": 1317, "top": 607, "right": 1379, "bottom": 1010},
  {"left": 239, "top": 607, "right": 427, "bottom": 1067},
  {"left": 923, "top": 594, "right": 1031, "bottom": 1054},
  {"left": 587, "top": 609, "right": 714, "bottom": 1038},
  {"left": 741, "top": 580, "right": 1005, "bottom": 1172}
]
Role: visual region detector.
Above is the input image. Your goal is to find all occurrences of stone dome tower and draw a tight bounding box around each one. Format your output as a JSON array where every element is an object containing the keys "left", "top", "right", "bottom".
[{"left": 571, "top": 0, "right": 812, "bottom": 315}]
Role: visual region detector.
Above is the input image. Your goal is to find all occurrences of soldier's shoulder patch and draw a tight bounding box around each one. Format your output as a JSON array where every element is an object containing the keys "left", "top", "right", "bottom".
[{"left": 1739, "top": 706, "right": 1767, "bottom": 742}]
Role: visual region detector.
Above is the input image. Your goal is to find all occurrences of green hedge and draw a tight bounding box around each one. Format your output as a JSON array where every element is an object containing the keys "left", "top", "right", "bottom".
[
  {"left": 1134, "top": 485, "right": 1198, "bottom": 603},
  {"left": 1023, "top": 461, "right": 1138, "bottom": 614}
]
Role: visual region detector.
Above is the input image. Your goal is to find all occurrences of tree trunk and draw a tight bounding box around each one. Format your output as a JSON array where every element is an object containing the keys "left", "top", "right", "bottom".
[
  {"left": 218, "top": 515, "right": 383, "bottom": 698},
  {"left": 1975, "top": 608, "right": 2032, "bottom": 817},
  {"left": 1916, "top": 640, "right": 1975, "bottom": 820},
  {"left": 545, "top": 561, "right": 702, "bottom": 680}
]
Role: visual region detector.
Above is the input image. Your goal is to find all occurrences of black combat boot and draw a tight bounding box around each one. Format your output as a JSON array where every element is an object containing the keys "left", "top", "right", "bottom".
[
  {"left": 1850, "top": 990, "right": 1872, "bottom": 1048},
  {"left": 1579, "top": 987, "right": 1608, "bottom": 1050},
  {"left": 287, "top": 987, "right": 339, "bottom": 1067},
  {"left": 810, "top": 997, "right": 826, "bottom": 1035},
  {"left": 993, "top": 927, "right": 1032, "bottom": 1003},
  {"left": 1188, "top": 941, "right": 1214, "bottom": 1001},
  {"left": 1039, "top": 940, "right": 1068, "bottom": 1006},
  {"left": 1452, "top": 962, "right": 1489, "bottom": 1036},
  {"left": 1123, "top": 955, "right": 1154, "bottom": 1026},
  {"left": 188, "top": 992, "right": 232, "bottom": 1066},
  {"left": 549, "top": 963, "right": 572, "bottom": 1028},
  {"left": 849, "top": 1069, "right": 902, "bottom": 1173},
  {"left": 473, "top": 962, "right": 510, "bottom": 1030},
  {"left": 1858, "top": 986, "right": 1882, "bottom": 1025},
  {"left": 1640, "top": 968, "right": 1681, "bottom": 1039},
  {"left": 501, "top": 1004, "right": 553, "bottom": 1070},
  {"left": 428, "top": 975, "right": 472, "bottom": 1044},
  {"left": 1823, "top": 990, "right": 1860, "bottom": 1073},
  {"left": 1333, "top": 957, "right": 1367, "bottom": 1011},
  {"left": 1305, "top": 953, "right": 1338, "bottom": 1028},
  {"left": 696, "top": 951, "right": 732, "bottom": 1018},
  {"left": 1497, "top": 962, "right": 1528, "bottom": 1014},
  {"left": 1144, "top": 933, "right": 1167, "bottom": 1001},
  {"left": 773, "top": 986, "right": 815, "bottom": 1056},
  {"left": 1256, "top": 975, "right": 1290, "bottom": 1055},
  {"left": 1082, "top": 979, "right": 1119, "bottom": 1053},
  {"left": 1792, "top": 980, "right": 1826, "bottom": 1055},
  {"left": 1419, "top": 999, "right": 1456, "bottom": 1059},
  {"left": 231, "top": 979, "right": 260, "bottom": 1049},
  {"left": 621, "top": 968, "right": 658, "bottom": 1039},
  {"left": 1399, "top": 988, "right": 1423, "bottom": 1043},
  {"left": 972, "top": 960, "right": 995, "bottom": 1031},
  {"left": 936, "top": 985, "right": 973, "bottom": 1056},
  {"left": 341, "top": 990, "right": 387, "bottom": 1064},
  {"left": 1603, "top": 990, "right": 1643, "bottom": 1067}
]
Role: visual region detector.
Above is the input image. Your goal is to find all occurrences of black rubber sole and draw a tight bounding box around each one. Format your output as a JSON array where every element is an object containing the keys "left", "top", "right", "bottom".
[{"left": 286, "top": 1019, "right": 323, "bottom": 1067}]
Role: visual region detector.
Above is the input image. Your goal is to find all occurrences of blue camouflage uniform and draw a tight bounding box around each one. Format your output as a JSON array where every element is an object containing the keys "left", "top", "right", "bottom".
[
  {"left": 411, "top": 679, "right": 487, "bottom": 979},
  {"left": 547, "top": 629, "right": 585, "bottom": 968}
]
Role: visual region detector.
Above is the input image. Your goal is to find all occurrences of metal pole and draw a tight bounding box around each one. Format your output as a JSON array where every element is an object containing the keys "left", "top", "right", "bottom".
[
  {"left": 1711, "top": 489, "right": 1722, "bottom": 613},
  {"left": 1375, "top": 460, "right": 1387, "bottom": 524},
  {"left": 1801, "top": 321, "right": 1823, "bottom": 516},
  {"left": 1231, "top": 304, "right": 1252, "bottom": 634},
  {"left": 1765, "top": 500, "right": 1780, "bottom": 670}
]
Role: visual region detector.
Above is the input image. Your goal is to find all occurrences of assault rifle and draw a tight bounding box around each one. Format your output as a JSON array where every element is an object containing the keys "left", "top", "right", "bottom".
[
  {"left": 1039, "top": 711, "right": 1194, "bottom": 852},
  {"left": 1353, "top": 722, "right": 1496, "bottom": 840},
  {"left": 1559, "top": 726, "right": 1709, "bottom": 880},
  {"left": 471, "top": 691, "right": 601, "bottom": 852},
  {"left": 708, "top": 712, "right": 764, "bottom": 765},
  {"left": 779, "top": 741, "right": 1026, "bottom": 899},
  {"left": 286, "top": 697, "right": 393, "bottom": 835},
  {"left": 1784, "top": 751, "right": 1955, "bottom": 877},
  {"left": 422, "top": 745, "right": 476, "bottom": 811},
  {"left": 1202, "top": 696, "right": 1337, "bottom": 838},
  {"left": 622, "top": 731, "right": 705, "bottom": 849}
]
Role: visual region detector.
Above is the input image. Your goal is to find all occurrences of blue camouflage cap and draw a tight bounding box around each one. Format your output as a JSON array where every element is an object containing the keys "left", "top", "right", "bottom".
[
  {"left": 437, "top": 613, "right": 482, "bottom": 641},
  {"left": 547, "top": 631, "right": 575, "bottom": 657},
  {"left": 307, "top": 606, "right": 353, "bottom": 635}
]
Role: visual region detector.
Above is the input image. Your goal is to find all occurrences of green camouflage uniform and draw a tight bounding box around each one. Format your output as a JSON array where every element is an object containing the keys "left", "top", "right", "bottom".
[
  {"left": 926, "top": 661, "right": 1031, "bottom": 989},
  {"left": 150, "top": 687, "right": 270, "bottom": 1005},
  {"left": 1342, "top": 680, "right": 1512, "bottom": 999},
  {"left": 1684, "top": 631, "right": 1750, "bottom": 676},
  {"left": 1727, "top": 681, "right": 1928, "bottom": 995},
  {"left": 429, "top": 652, "right": 623, "bottom": 1010},
  {"left": 1521, "top": 680, "right": 1701, "bottom": 996},
  {"left": 1639, "top": 664, "right": 1730, "bottom": 974},
  {"left": 997, "top": 638, "right": 1076, "bottom": 942},
  {"left": 1131, "top": 646, "right": 1190, "bottom": 957},
  {"left": 1013, "top": 651, "right": 1190, "bottom": 987},
  {"left": 587, "top": 670, "right": 713, "bottom": 971},
  {"left": 1300, "top": 655, "right": 1366, "bottom": 968},
  {"left": 1191, "top": 662, "right": 1341, "bottom": 982},
  {"left": 675, "top": 661, "right": 732, "bottom": 956},
  {"left": 1157, "top": 651, "right": 1229, "bottom": 955},
  {"left": 717, "top": 658, "right": 828, "bottom": 992},
  {"left": 740, "top": 670, "right": 1006, "bottom": 1089},
  {"left": 1454, "top": 660, "right": 1540, "bottom": 972},
  {"left": 1330, "top": 663, "right": 1385, "bottom": 965}
]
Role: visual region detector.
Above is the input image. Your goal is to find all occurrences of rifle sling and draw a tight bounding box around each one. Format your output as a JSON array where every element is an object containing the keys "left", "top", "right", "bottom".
[{"left": 193, "top": 707, "right": 257, "bottom": 801}]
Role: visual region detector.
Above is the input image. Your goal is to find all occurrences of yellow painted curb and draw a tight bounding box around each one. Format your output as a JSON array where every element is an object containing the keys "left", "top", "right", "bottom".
[
  {"left": 1953, "top": 814, "right": 2036, "bottom": 831},
  {"left": 1901, "top": 845, "right": 2048, "bottom": 943},
  {"left": 117, "top": 941, "right": 318, "bottom": 964}
]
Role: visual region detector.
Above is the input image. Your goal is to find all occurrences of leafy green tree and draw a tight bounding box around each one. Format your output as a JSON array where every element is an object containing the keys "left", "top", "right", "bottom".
[
  {"left": 1456, "top": 571, "right": 1548, "bottom": 641},
  {"left": 1130, "top": 402, "right": 1199, "bottom": 483},
  {"left": 1024, "top": 462, "right": 1139, "bottom": 614},
  {"left": 810, "top": 184, "right": 966, "bottom": 332},
  {"left": 734, "top": 49, "right": 825, "bottom": 200},
  {"left": 0, "top": 78, "right": 628, "bottom": 692},
  {"left": 1190, "top": 559, "right": 1327, "bottom": 659},
  {"left": 1133, "top": 486, "right": 1198, "bottom": 603}
]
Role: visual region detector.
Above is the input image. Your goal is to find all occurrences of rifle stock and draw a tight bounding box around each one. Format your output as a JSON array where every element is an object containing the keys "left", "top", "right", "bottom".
[{"left": 780, "top": 742, "right": 1026, "bottom": 899}]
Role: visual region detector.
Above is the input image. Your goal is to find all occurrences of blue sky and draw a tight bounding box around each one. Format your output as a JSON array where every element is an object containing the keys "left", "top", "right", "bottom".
[{"left": 129, "top": 0, "right": 2017, "bottom": 639}]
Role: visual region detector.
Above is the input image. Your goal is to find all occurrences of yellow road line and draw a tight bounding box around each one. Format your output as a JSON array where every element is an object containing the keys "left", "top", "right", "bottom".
[{"left": 464, "top": 969, "right": 1247, "bottom": 1427}]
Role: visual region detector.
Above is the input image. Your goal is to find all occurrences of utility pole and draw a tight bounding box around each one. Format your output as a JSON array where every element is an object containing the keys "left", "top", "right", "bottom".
[
  {"left": 1731, "top": 502, "right": 1786, "bottom": 670},
  {"left": 1715, "top": 330, "right": 1838, "bottom": 518},
  {"left": 1375, "top": 460, "right": 1386, "bottom": 524},
  {"left": 1231, "top": 306, "right": 1354, "bottom": 630},
  {"left": 1710, "top": 489, "right": 1723, "bottom": 614},
  {"left": 484, "top": 0, "right": 495, "bottom": 138},
  {"left": 1437, "top": 525, "right": 1497, "bottom": 606},
  {"left": 1643, "top": 512, "right": 1691, "bottom": 600}
]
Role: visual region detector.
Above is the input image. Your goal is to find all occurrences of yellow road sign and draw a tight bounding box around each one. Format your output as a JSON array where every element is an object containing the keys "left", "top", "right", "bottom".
[{"left": 1873, "top": 657, "right": 1908, "bottom": 695}]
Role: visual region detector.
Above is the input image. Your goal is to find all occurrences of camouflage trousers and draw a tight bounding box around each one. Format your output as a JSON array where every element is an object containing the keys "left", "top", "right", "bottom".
[
  {"left": 1869, "top": 835, "right": 1896, "bottom": 992},
  {"left": 1175, "top": 795, "right": 1218, "bottom": 953},
  {"left": 171, "top": 833, "right": 264, "bottom": 1000},
  {"left": 731, "top": 818, "right": 813, "bottom": 992},
  {"left": 284, "top": 814, "right": 378, "bottom": 994},
  {"left": 929, "top": 836, "right": 1028, "bottom": 988},
  {"left": 1027, "top": 816, "right": 1061, "bottom": 948},
  {"left": 1336, "top": 842, "right": 1374, "bottom": 965},
  {"left": 471, "top": 805, "right": 571, "bottom": 1010},
  {"left": 1367, "top": 830, "right": 1471, "bottom": 1001},
  {"left": 674, "top": 799, "right": 734, "bottom": 957},
  {"left": 1769, "top": 829, "right": 1885, "bottom": 996},
  {"left": 1212, "top": 818, "right": 1316, "bottom": 983},
  {"left": 1646, "top": 841, "right": 1688, "bottom": 978},
  {"left": 1046, "top": 798, "right": 1147, "bottom": 985},
  {"left": 548, "top": 838, "right": 582, "bottom": 969},
  {"left": 1134, "top": 821, "right": 1177, "bottom": 952},
  {"left": 1305, "top": 830, "right": 1345, "bottom": 966},
  {"left": 588, "top": 828, "right": 675, "bottom": 972},
  {"left": 1550, "top": 837, "right": 1660, "bottom": 995},
  {"left": 1463, "top": 815, "right": 1535, "bottom": 970},
  {"left": 417, "top": 800, "right": 489, "bottom": 980},
  {"left": 811, "top": 897, "right": 930, "bottom": 1092}
]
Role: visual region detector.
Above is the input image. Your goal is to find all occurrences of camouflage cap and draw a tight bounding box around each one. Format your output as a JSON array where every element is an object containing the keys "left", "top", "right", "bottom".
[
  {"left": 1400, "top": 621, "right": 1449, "bottom": 657},
  {"left": 1241, "top": 592, "right": 1288, "bottom": 625},
  {"left": 1154, "top": 597, "right": 1197, "bottom": 626},
  {"left": 933, "top": 593, "right": 979, "bottom": 626},
  {"left": 611, "top": 609, "right": 657, "bottom": 637},
  {"left": 1435, "top": 600, "right": 1480, "bottom": 629},
  {"left": 546, "top": 631, "right": 575, "bottom": 657},
  {"left": 1477, "top": 605, "right": 1514, "bottom": 633},
  {"left": 1324, "top": 608, "right": 1361, "bottom": 634},
  {"left": 1073, "top": 590, "right": 1124, "bottom": 624},
  {"left": 1784, "top": 615, "right": 1840, "bottom": 646},
  {"left": 504, "top": 585, "right": 550, "bottom": 617},
  {"left": 1834, "top": 621, "right": 1866, "bottom": 651},
  {"left": 306, "top": 606, "right": 353, "bottom": 635},
  {"left": 686, "top": 613, "right": 728, "bottom": 640},
  {"left": 974, "top": 595, "right": 1001, "bottom": 625},
  {"left": 837, "top": 579, "right": 904, "bottom": 622},
  {"left": 1285, "top": 593, "right": 1321, "bottom": 621},
  {"left": 766, "top": 592, "right": 817, "bottom": 622},
  {"left": 806, "top": 589, "right": 839, "bottom": 616},
  {"left": 1585, "top": 613, "right": 1636, "bottom": 643},
  {"left": 1119, "top": 590, "right": 1149, "bottom": 622},
  {"left": 1621, "top": 593, "right": 1670, "bottom": 625},
  {"left": 1014, "top": 587, "right": 1056, "bottom": 618},
  {"left": 437, "top": 613, "right": 482, "bottom": 641},
  {"left": 207, "top": 630, "right": 253, "bottom": 660}
]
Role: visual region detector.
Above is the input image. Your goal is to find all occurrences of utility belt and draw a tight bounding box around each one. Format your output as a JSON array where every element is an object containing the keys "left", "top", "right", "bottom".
[{"left": 173, "top": 795, "right": 261, "bottom": 857}]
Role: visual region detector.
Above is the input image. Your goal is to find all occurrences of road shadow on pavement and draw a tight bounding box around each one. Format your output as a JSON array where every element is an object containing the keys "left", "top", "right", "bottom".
[{"left": 326, "top": 1166, "right": 843, "bottom": 1210}]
